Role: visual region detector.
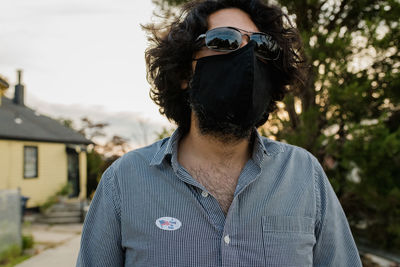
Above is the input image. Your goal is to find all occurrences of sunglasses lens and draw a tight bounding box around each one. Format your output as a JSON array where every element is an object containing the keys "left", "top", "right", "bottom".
[
  {"left": 251, "top": 34, "right": 280, "bottom": 59},
  {"left": 205, "top": 28, "right": 242, "bottom": 51}
]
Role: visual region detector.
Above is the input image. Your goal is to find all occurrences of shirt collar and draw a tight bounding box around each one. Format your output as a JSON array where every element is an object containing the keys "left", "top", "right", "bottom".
[
  {"left": 252, "top": 129, "right": 267, "bottom": 166},
  {"left": 149, "top": 127, "right": 283, "bottom": 167},
  {"left": 150, "top": 128, "right": 181, "bottom": 166}
]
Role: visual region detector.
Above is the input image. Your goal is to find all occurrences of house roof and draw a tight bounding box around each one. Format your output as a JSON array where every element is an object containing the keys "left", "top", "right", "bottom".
[
  {"left": 0, "top": 76, "right": 9, "bottom": 89},
  {"left": 0, "top": 97, "right": 92, "bottom": 145}
]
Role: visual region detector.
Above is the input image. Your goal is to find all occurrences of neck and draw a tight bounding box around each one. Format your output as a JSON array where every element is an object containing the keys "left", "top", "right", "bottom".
[{"left": 178, "top": 116, "right": 252, "bottom": 168}]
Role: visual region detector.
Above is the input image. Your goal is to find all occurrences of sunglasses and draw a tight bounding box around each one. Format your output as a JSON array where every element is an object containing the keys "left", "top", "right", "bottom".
[{"left": 196, "top": 26, "right": 281, "bottom": 60}]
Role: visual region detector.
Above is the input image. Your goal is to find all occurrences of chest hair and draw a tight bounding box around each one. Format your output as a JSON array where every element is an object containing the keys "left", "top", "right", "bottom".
[{"left": 187, "top": 163, "right": 241, "bottom": 214}]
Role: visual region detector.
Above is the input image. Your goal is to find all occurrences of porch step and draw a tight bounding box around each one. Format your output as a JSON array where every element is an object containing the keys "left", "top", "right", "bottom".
[
  {"left": 37, "top": 216, "right": 82, "bottom": 224},
  {"left": 39, "top": 201, "right": 83, "bottom": 224},
  {"left": 43, "top": 211, "right": 82, "bottom": 218},
  {"left": 47, "top": 202, "right": 81, "bottom": 212}
]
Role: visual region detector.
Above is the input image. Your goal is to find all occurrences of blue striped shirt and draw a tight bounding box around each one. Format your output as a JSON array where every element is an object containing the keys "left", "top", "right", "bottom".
[{"left": 77, "top": 129, "right": 362, "bottom": 266}]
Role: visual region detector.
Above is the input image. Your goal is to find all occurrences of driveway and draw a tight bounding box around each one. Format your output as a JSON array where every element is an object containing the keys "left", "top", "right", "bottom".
[{"left": 16, "top": 223, "right": 82, "bottom": 267}]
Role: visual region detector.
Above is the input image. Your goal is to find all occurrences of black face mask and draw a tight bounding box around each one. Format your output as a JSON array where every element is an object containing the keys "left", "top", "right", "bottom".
[{"left": 188, "top": 41, "right": 273, "bottom": 139}]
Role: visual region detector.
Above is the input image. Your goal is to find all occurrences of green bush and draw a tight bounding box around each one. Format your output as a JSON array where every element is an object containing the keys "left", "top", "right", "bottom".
[
  {"left": 57, "top": 183, "right": 73, "bottom": 196},
  {"left": 22, "top": 235, "right": 34, "bottom": 250},
  {"left": 40, "top": 182, "right": 73, "bottom": 212},
  {"left": 0, "top": 245, "right": 21, "bottom": 265},
  {"left": 39, "top": 195, "right": 58, "bottom": 212}
]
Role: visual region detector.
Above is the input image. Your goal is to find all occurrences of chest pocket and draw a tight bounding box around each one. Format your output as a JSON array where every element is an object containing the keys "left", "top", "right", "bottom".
[{"left": 262, "top": 216, "right": 315, "bottom": 267}]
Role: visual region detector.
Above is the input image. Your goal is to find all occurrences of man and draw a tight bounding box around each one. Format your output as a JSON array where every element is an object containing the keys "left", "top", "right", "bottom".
[{"left": 77, "top": 0, "right": 362, "bottom": 266}]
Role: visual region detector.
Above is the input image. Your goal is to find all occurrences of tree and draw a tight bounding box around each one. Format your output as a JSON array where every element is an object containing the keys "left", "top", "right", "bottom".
[
  {"left": 151, "top": 0, "right": 400, "bottom": 252},
  {"left": 131, "top": 118, "right": 152, "bottom": 147},
  {"left": 78, "top": 118, "right": 131, "bottom": 198},
  {"left": 78, "top": 117, "right": 109, "bottom": 141},
  {"left": 155, "top": 127, "right": 176, "bottom": 140}
]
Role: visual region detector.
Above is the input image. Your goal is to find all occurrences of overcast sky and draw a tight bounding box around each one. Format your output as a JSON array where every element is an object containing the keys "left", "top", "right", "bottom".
[{"left": 0, "top": 0, "right": 173, "bottom": 147}]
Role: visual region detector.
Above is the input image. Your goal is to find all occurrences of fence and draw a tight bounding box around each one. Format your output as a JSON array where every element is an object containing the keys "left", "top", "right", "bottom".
[{"left": 0, "top": 189, "right": 21, "bottom": 255}]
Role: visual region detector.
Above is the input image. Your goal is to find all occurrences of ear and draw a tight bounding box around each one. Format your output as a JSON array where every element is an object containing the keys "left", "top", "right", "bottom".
[{"left": 181, "top": 80, "right": 188, "bottom": 90}]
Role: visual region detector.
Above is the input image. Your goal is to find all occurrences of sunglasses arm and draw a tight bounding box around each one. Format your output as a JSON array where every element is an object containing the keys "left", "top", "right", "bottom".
[{"left": 196, "top": 34, "right": 206, "bottom": 42}]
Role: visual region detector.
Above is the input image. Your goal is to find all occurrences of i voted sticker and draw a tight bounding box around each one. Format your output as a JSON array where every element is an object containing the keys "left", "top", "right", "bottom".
[{"left": 155, "top": 217, "right": 182, "bottom": 231}]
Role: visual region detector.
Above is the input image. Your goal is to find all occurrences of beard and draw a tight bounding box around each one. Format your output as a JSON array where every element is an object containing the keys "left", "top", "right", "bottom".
[{"left": 191, "top": 102, "right": 254, "bottom": 144}]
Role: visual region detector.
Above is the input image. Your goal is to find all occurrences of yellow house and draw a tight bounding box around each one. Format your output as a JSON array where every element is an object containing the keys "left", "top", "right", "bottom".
[{"left": 0, "top": 71, "right": 92, "bottom": 208}]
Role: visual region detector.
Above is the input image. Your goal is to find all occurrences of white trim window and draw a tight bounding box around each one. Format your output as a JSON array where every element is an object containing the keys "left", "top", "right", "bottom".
[{"left": 24, "top": 146, "right": 38, "bottom": 178}]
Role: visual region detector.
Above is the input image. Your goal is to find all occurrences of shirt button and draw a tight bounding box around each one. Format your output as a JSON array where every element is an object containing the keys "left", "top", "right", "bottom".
[
  {"left": 201, "top": 191, "right": 209, "bottom": 197},
  {"left": 224, "top": 235, "right": 230, "bottom": 245}
]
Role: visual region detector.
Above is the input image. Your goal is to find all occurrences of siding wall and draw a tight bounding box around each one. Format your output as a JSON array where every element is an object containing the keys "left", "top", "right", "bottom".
[{"left": 0, "top": 140, "right": 85, "bottom": 208}]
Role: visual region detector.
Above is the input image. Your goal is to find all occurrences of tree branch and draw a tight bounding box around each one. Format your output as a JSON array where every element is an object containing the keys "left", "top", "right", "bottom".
[{"left": 284, "top": 95, "right": 300, "bottom": 130}]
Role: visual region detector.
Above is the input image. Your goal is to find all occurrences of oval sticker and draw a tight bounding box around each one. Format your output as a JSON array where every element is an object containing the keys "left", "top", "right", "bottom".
[{"left": 155, "top": 217, "right": 182, "bottom": 231}]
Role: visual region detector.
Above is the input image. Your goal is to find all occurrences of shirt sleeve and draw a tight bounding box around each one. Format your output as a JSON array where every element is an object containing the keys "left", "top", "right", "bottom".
[
  {"left": 76, "top": 166, "right": 125, "bottom": 267},
  {"left": 312, "top": 160, "right": 362, "bottom": 266}
]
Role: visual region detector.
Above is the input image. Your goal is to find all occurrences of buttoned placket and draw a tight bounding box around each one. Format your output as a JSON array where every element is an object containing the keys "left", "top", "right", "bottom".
[
  {"left": 184, "top": 160, "right": 264, "bottom": 266},
  {"left": 219, "top": 163, "right": 263, "bottom": 267},
  {"left": 220, "top": 200, "right": 235, "bottom": 267},
  {"left": 220, "top": 149, "right": 266, "bottom": 266},
  {"left": 172, "top": 157, "right": 239, "bottom": 265}
]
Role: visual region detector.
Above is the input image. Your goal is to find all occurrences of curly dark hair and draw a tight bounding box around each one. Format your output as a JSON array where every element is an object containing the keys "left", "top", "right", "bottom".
[{"left": 145, "top": 0, "right": 307, "bottom": 132}]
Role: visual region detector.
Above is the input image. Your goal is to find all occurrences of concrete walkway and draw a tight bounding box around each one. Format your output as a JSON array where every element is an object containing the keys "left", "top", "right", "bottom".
[{"left": 16, "top": 223, "right": 82, "bottom": 267}]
